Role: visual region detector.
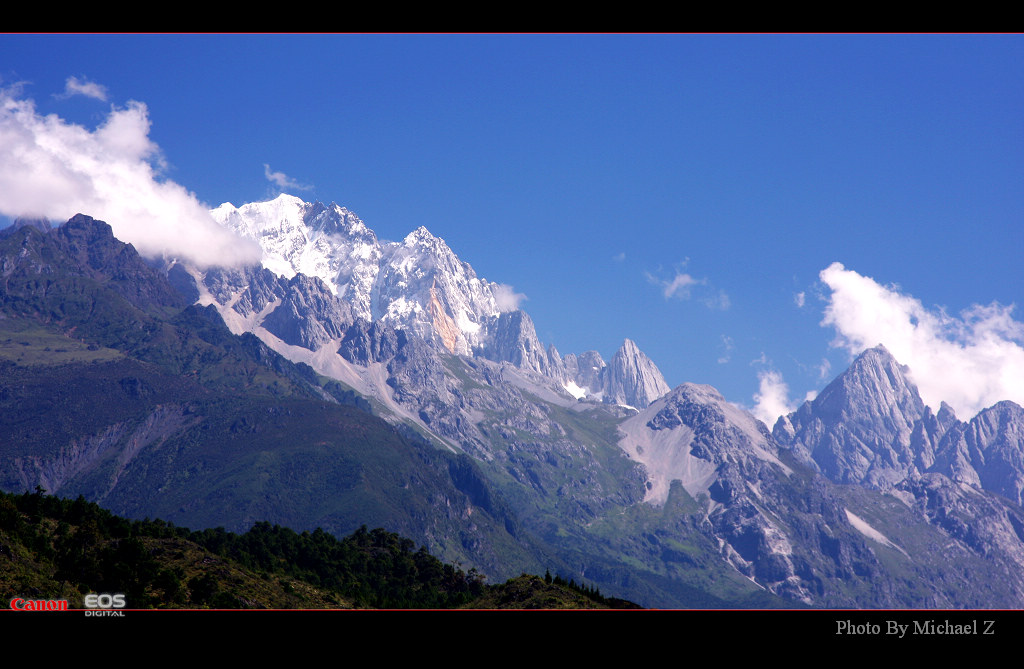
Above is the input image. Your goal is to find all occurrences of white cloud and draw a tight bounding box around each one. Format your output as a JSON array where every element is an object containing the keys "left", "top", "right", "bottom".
[
  {"left": 647, "top": 268, "right": 705, "bottom": 300},
  {"left": 492, "top": 283, "right": 527, "bottom": 312},
  {"left": 751, "top": 369, "right": 796, "bottom": 427},
  {"left": 0, "top": 86, "right": 259, "bottom": 268},
  {"left": 703, "top": 289, "right": 731, "bottom": 311},
  {"left": 820, "top": 262, "right": 1024, "bottom": 417},
  {"left": 612, "top": 251, "right": 626, "bottom": 262},
  {"left": 816, "top": 357, "right": 831, "bottom": 381},
  {"left": 647, "top": 263, "right": 728, "bottom": 309},
  {"left": 794, "top": 291, "right": 806, "bottom": 308},
  {"left": 659, "top": 272, "right": 701, "bottom": 299},
  {"left": 717, "top": 335, "right": 734, "bottom": 364},
  {"left": 263, "top": 163, "right": 312, "bottom": 191},
  {"left": 59, "top": 76, "right": 108, "bottom": 102}
]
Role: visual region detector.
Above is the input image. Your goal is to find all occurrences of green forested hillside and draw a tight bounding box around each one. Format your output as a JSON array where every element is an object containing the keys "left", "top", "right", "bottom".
[{"left": 0, "top": 490, "right": 630, "bottom": 609}]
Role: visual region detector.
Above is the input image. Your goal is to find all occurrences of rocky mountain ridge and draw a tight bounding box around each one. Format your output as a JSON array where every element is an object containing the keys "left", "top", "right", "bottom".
[
  {"left": 211, "top": 195, "right": 513, "bottom": 359},
  {"left": 203, "top": 194, "right": 671, "bottom": 410},
  {"left": 774, "top": 344, "right": 1024, "bottom": 507},
  {"left": 187, "top": 199, "right": 1024, "bottom": 607},
  {"left": 5, "top": 210, "right": 1024, "bottom": 608},
  {"left": 199, "top": 199, "right": 1024, "bottom": 607}
]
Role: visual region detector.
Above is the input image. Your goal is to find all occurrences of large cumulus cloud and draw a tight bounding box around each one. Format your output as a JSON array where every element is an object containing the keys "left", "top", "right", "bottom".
[
  {"left": 0, "top": 84, "right": 259, "bottom": 268},
  {"left": 820, "top": 262, "right": 1024, "bottom": 418}
]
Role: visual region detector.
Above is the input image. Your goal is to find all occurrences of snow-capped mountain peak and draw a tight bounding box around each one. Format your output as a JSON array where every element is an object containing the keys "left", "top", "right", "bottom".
[
  {"left": 209, "top": 195, "right": 505, "bottom": 354},
  {"left": 375, "top": 224, "right": 500, "bottom": 354},
  {"left": 211, "top": 194, "right": 382, "bottom": 319},
  {"left": 404, "top": 225, "right": 438, "bottom": 247},
  {"left": 206, "top": 195, "right": 674, "bottom": 399}
]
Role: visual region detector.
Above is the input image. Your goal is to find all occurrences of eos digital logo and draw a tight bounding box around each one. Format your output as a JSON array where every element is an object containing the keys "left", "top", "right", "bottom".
[{"left": 84, "top": 593, "right": 126, "bottom": 617}]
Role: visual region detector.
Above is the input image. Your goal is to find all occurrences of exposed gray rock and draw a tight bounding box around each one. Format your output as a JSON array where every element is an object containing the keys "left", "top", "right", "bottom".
[
  {"left": 476, "top": 310, "right": 549, "bottom": 375},
  {"left": 193, "top": 199, "right": 1024, "bottom": 607},
  {"left": 338, "top": 319, "right": 406, "bottom": 366},
  {"left": 201, "top": 264, "right": 353, "bottom": 351},
  {"left": 546, "top": 344, "right": 566, "bottom": 380},
  {"left": 166, "top": 262, "right": 200, "bottom": 304},
  {"left": 933, "top": 400, "right": 1024, "bottom": 506},
  {"left": 572, "top": 350, "right": 606, "bottom": 394},
  {"left": 1, "top": 217, "right": 52, "bottom": 237},
  {"left": 562, "top": 352, "right": 578, "bottom": 382},
  {"left": 893, "top": 473, "right": 1024, "bottom": 605},
  {"left": 907, "top": 401, "right": 958, "bottom": 472},
  {"left": 386, "top": 335, "right": 451, "bottom": 407},
  {"left": 775, "top": 345, "right": 927, "bottom": 488},
  {"left": 261, "top": 273, "right": 353, "bottom": 350},
  {"left": 203, "top": 265, "right": 282, "bottom": 317},
  {"left": 603, "top": 338, "right": 671, "bottom": 408},
  {"left": 777, "top": 344, "right": 1024, "bottom": 509},
  {"left": 212, "top": 195, "right": 382, "bottom": 321}
]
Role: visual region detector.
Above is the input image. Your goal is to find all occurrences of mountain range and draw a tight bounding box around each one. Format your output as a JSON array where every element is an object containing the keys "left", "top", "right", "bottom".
[{"left": 4, "top": 195, "right": 1024, "bottom": 608}]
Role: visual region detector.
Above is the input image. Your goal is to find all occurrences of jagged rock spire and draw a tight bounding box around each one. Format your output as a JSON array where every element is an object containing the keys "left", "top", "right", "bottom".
[
  {"left": 775, "top": 345, "right": 927, "bottom": 487},
  {"left": 604, "top": 339, "right": 671, "bottom": 408}
]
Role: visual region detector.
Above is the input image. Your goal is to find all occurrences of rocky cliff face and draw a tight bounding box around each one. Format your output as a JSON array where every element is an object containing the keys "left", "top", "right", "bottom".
[
  {"left": 194, "top": 264, "right": 353, "bottom": 351},
  {"left": 931, "top": 400, "right": 1024, "bottom": 506},
  {"left": 476, "top": 310, "right": 550, "bottom": 376},
  {"left": 372, "top": 226, "right": 503, "bottom": 355},
  {"left": 615, "top": 372, "right": 1024, "bottom": 607},
  {"left": 774, "top": 345, "right": 931, "bottom": 487},
  {"left": 620, "top": 382, "right": 787, "bottom": 505},
  {"left": 564, "top": 350, "right": 604, "bottom": 395},
  {"left": 261, "top": 273, "right": 354, "bottom": 351},
  {"left": 554, "top": 341, "right": 669, "bottom": 408},
  {"left": 619, "top": 384, "right": 820, "bottom": 604},
  {"left": 603, "top": 339, "right": 671, "bottom": 409},
  {"left": 774, "top": 344, "right": 1024, "bottom": 506},
  {"left": 1, "top": 213, "right": 187, "bottom": 318},
  {"left": 761, "top": 344, "right": 1024, "bottom": 605}
]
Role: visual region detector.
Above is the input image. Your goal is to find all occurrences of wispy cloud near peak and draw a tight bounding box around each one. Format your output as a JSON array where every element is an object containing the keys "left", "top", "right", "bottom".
[
  {"left": 492, "top": 283, "right": 527, "bottom": 312},
  {"left": 751, "top": 368, "right": 796, "bottom": 427},
  {"left": 264, "top": 164, "right": 312, "bottom": 191}
]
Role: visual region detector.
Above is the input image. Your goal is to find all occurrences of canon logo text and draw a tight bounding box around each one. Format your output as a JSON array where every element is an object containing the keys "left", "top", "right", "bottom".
[{"left": 9, "top": 598, "right": 69, "bottom": 611}]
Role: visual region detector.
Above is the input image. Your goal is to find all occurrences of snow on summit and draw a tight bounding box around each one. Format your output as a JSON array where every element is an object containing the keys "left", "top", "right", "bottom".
[{"left": 209, "top": 194, "right": 512, "bottom": 353}]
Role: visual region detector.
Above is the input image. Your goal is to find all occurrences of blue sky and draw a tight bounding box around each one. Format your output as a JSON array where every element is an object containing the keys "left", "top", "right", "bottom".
[{"left": 2, "top": 34, "right": 1022, "bottom": 422}]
